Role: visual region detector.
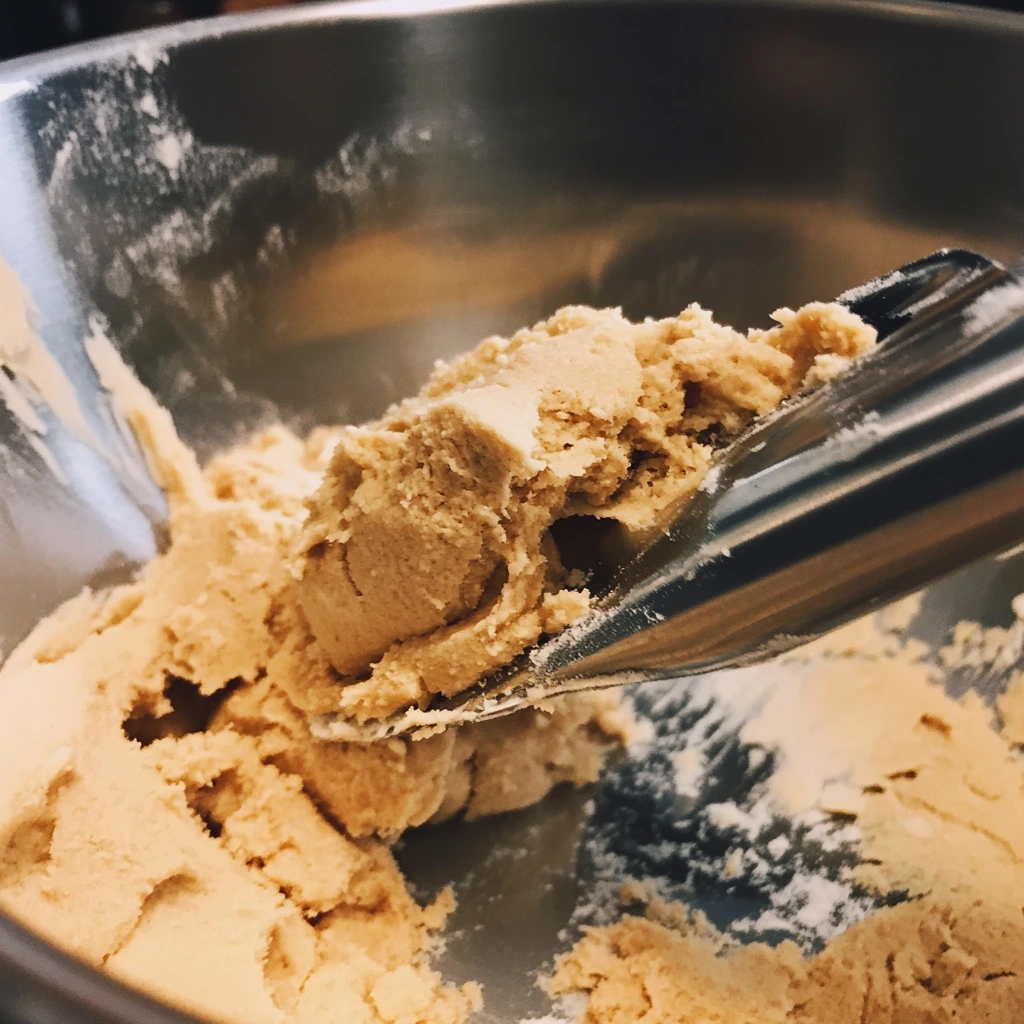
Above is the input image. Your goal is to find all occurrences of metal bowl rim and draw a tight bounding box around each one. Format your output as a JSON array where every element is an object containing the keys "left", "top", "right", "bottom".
[
  {"left": 0, "top": 0, "right": 1022, "bottom": 1021},
  {"left": 2, "top": 0, "right": 1024, "bottom": 84}
]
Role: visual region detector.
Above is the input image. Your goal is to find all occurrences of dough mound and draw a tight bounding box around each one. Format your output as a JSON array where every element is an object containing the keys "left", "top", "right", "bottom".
[
  {"left": 298, "top": 302, "right": 875, "bottom": 722},
  {"left": 0, "top": 425, "right": 627, "bottom": 1024}
]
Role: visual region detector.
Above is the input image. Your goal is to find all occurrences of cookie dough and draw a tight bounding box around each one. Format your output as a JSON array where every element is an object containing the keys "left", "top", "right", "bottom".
[
  {"left": 548, "top": 597, "right": 1024, "bottom": 1023},
  {"left": 298, "top": 302, "right": 875, "bottom": 722},
  {"left": 0, "top": 299, "right": 875, "bottom": 1024},
  {"left": 0, "top": 421, "right": 628, "bottom": 1024}
]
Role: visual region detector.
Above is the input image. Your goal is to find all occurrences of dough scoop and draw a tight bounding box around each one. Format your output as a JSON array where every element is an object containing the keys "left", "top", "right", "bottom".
[{"left": 312, "top": 250, "right": 1024, "bottom": 742}]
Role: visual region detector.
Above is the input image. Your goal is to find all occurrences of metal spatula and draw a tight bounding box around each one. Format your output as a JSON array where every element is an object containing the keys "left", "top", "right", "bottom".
[{"left": 312, "top": 250, "right": 1024, "bottom": 742}]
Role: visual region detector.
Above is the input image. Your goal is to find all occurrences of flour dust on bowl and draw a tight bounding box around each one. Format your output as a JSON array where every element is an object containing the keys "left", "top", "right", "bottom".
[{"left": 0, "top": 2, "right": 1023, "bottom": 1023}]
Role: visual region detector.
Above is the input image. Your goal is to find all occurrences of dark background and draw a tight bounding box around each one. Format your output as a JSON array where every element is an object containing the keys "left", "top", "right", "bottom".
[
  {"left": 0, "top": 0, "right": 296, "bottom": 60},
  {"left": 2, "top": 0, "right": 1023, "bottom": 62}
]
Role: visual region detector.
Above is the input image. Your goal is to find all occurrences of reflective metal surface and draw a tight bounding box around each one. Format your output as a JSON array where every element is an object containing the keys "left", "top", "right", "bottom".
[
  {"left": 1, "top": 1, "right": 1024, "bottom": 1022},
  {"left": 319, "top": 249, "right": 1024, "bottom": 739}
]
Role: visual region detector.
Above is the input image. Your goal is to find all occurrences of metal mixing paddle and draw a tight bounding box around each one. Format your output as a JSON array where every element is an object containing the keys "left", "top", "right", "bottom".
[{"left": 313, "top": 249, "right": 1024, "bottom": 742}]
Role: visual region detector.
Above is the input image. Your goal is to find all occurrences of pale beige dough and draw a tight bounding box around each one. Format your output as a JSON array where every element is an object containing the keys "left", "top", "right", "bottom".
[
  {"left": 0, "top": 422, "right": 623, "bottom": 1024},
  {"left": 549, "top": 597, "right": 1024, "bottom": 1023},
  {"left": 550, "top": 892, "right": 1024, "bottom": 1024},
  {"left": 298, "top": 302, "right": 876, "bottom": 722},
  {"left": 0, "top": 299, "right": 885, "bottom": 1024}
]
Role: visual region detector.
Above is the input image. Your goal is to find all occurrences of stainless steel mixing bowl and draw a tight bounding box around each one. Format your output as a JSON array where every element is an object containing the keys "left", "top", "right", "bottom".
[{"left": 1, "top": 1, "right": 1023, "bottom": 1021}]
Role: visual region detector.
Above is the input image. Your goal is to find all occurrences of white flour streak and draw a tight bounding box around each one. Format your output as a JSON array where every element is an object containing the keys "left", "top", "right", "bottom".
[
  {"left": 137, "top": 92, "right": 159, "bottom": 118},
  {"left": 964, "top": 278, "right": 1024, "bottom": 334},
  {"left": 152, "top": 130, "right": 192, "bottom": 175},
  {"left": 0, "top": 80, "right": 33, "bottom": 104}
]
